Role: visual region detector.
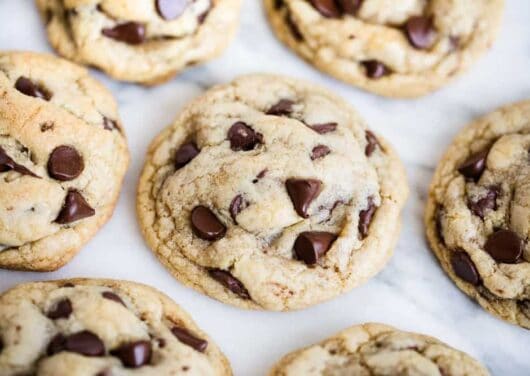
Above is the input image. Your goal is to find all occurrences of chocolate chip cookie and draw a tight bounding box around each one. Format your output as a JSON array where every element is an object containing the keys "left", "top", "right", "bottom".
[
  {"left": 37, "top": 0, "right": 242, "bottom": 85},
  {"left": 0, "top": 279, "right": 231, "bottom": 375},
  {"left": 265, "top": 0, "right": 504, "bottom": 98},
  {"left": 0, "top": 51, "right": 129, "bottom": 271},
  {"left": 137, "top": 74, "right": 408, "bottom": 311},
  {"left": 269, "top": 323, "right": 489, "bottom": 375},
  {"left": 425, "top": 101, "right": 530, "bottom": 329}
]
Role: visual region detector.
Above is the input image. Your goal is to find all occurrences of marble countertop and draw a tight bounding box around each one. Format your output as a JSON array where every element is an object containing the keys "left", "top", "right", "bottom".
[{"left": 1, "top": 1, "right": 529, "bottom": 375}]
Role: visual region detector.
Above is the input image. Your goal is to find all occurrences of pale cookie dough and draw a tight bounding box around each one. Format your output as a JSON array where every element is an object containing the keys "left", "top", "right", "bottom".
[
  {"left": 0, "top": 51, "right": 129, "bottom": 271},
  {"left": 425, "top": 101, "right": 530, "bottom": 329},
  {"left": 137, "top": 74, "right": 408, "bottom": 311},
  {"left": 0, "top": 279, "right": 231, "bottom": 375},
  {"left": 265, "top": 0, "right": 504, "bottom": 98},
  {"left": 269, "top": 323, "right": 489, "bottom": 376},
  {"left": 36, "top": 0, "right": 242, "bottom": 85}
]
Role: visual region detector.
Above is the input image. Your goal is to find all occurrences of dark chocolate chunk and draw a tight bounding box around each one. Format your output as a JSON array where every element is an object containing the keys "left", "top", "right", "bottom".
[
  {"left": 458, "top": 149, "right": 489, "bottom": 181},
  {"left": 286, "top": 178, "right": 322, "bottom": 218},
  {"left": 361, "top": 60, "right": 389, "bottom": 79},
  {"left": 55, "top": 190, "right": 95, "bottom": 224},
  {"left": 48, "top": 331, "right": 105, "bottom": 357},
  {"left": 102, "top": 22, "right": 146, "bottom": 44},
  {"left": 468, "top": 187, "right": 498, "bottom": 219},
  {"left": 484, "top": 230, "right": 523, "bottom": 264},
  {"left": 307, "top": 122, "right": 337, "bottom": 134},
  {"left": 365, "top": 130, "right": 380, "bottom": 157},
  {"left": 15, "top": 76, "right": 52, "bottom": 101},
  {"left": 358, "top": 198, "right": 376, "bottom": 239},
  {"left": 102, "top": 292, "right": 126, "bottom": 307},
  {"left": 294, "top": 231, "right": 337, "bottom": 265},
  {"left": 208, "top": 269, "right": 250, "bottom": 299},
  {"left": 311, "top": 145, "right": 331, "bottom": 160},
  {"left": 450, "top": 250, "right": 480, "bottom": 285},
  {"left": 48, "top": 145, "right": 84, "bottom": 181},
  {"left": 111, "top": 341, "right": 152, "bottom": 368},
  {"left": 309, "top": 0, "right": 340, "bottom": 18},
  {"left": 171, "top": 326, "right": 208, "bottom": 352},
  {"left": 229, "top": 195, "right": 247, "bottom": 224},
  {"left": 47, "top": 299, "right": 73, "bottom": 320},
  {"left": 175, "top": 142, "right": 200, "bottom": 170},
  {"left": 404, "top": 16, "right": 436, "bottom": 49},
  {"left": 266, "top": 99, "right": 295, "bottom": 116},
  {"left": 190, "top": 206, "right": 226, "bottom": 241},
  {"left": 0, "top": 146, "right": 38, "bottom": 177},
  {"left": 227, "top": 122, "right": 263, "bottom": 151}
]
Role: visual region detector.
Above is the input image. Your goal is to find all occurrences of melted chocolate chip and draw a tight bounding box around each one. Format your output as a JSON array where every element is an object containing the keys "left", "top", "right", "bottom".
[
  {"left": 337, "top": 0, "right": 362, "bottom": 15},
  {"left": 468, "top": 187, "right": 498, "bottom": 219},
  {"left": 55, "top": 190, "right": 95, "bottom": 224},
  {"left": 458, "top": 149, "right": 489, "bottom": 181},
  {"left": 361, "top": 60, "right": 389, "bottom": 79},
  {"left": 450, "top": 250, "right": 480, "bottom": 285},
  {"left": 307, "top": 122, "right": 337, "bottom": 134},
  {"left": 0, "top": 146, "right": 38, "bottom": 177},
  {"left": 47, "top": 299, "right": 73, "bottom": 320},
  {"left": 190, "top": 206, "right": 226, "bottom": 241},
  {"left": 15, "top": 77, "right": 52, "bottom": 101},
  {"left": 102, "top": 22, "right": 146, "bottom": 44},
  {"left": 229, "top": 195, "right": 247, "bottom": 224},
  {"left": 103, "top": 117, "right": 119, "bottom": 131},
  {"left": 102, "top": 292, "right": 126, "bottom": 307},
  {"left": 365, "top": 130, "right": 380, "bottom": 157},
  {"left": 156, "top": 0, "right": 187, "bottom": 20},
  {"left": 286, "top": 178, "right": 322, "bottom": 218},
  {"left": 358, "top": 198, "right": 376, "bottom": 239},
  {"left": 208, "top": 269, "right": 250, "bottom": 299},
  {"left": 175, "top": 142, "right": 200, "bottom": 169},
  {"left": 484, "top": 230, "right": 523, "bottom": 264},
  {"left": 266, "top": 99, "right": 295, "bottom": 116},
  {"left": 405, "top": 16, "right": 436, "bottom": 50},
  {"left": 48, "top": 145, "right": 84, "bottom": 181},
  {"left": 311, "top": 145, "right": 331, "bottom": 160},
  {"left": 48, "top": 331, "right": 105, "bottom": 357},
  {"left": 111, "top": 341, "right": 151, "bottom": 368},
  {"left": 171, "top": 326, "right": 208, "bottom": 352},
  {"left": 294, "top": 231, "right": 337, "bottom": 265},
  {"left": 227, "top": 122, "right": 263, "bottom": 151},
  {"left": 286, "top": 13, "right": 304, "bottom": 41},
  {"left": 310, "top": 0, "right": 340, "bottom": 18}
]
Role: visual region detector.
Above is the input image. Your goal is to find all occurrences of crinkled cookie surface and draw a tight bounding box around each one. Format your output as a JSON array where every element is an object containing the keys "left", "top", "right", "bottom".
[
  {"left": 265, "top": 0, "right": 504, "bottom": 97},
  {"left": 137, "top": 74, "right": 408, "bottom": 311},
  {"left": 37, "top": 0, "right": 242, "bottom": 84},
  {"left": 0, "top": 51, "right": 129, "bottom": 271},
  {"left": 426, "top": 101, "right": 530, "bottom": 329},
  {"left": 269, "top": 323, "right": 489, "bottom": 376},
  {"left": 0, "top": 279, "right": 231, "bottom": 375}
]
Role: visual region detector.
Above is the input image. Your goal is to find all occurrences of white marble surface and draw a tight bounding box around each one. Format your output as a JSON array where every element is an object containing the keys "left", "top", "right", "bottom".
[{"left": 1, "top": 1, "right": 529, "bottom": 375}]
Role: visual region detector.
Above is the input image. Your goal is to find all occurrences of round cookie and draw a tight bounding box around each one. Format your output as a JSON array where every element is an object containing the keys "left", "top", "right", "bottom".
[
  {"left": 0, "top": 279, "right": 231, "bottom": 375},
  {"left": 425, "top": 101, "right": 530, "bottom": 329},
  {"left": 137, "top": 74, "right": 408, "bottom": 311},
  {"left": 265, "top": 0, "right": 504, "bottom": 98},
  {"left": 0, "top": 51, "right": 129, "bottom": 271},
  {"left": 269, "top": 323, "right": 489, "bottom": 375},
  {"left": 36, "top": 0, "right": 242, "bottom": 85}
]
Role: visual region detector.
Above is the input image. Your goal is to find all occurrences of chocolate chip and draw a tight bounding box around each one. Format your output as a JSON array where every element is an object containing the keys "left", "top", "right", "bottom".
[
  {"left": 286, "top": 13, "right": 304, "bottom": 41},
  {"left": 227, "top": 122, "right": 263, "bottom": 151},
  {"left": 468, "top": 187, "right": 498, "bottom": 219},
  {"left": 310, "top": 0, "right": 340, "bottom": 18},
  {"left": 286, "top": 178, "right": 321, "bottom": 218},
  {"left": 47, "top": 299, "right": 73, "bottom": 320},
  {"left": 14, "top": 77, "right": 52, "bottom": 101},
  {"left": 190, "top": 206, "right": 226, "bottom": 241},
  {"left": 229, "top": 195, "right": 247, "bottom": 224},
  {"left": 311, "top": 145, "right": 330, "bottom": 160},
  {"left": 450, "top": 250, "right": 480, "bottom": 285},
  {"left": 111, "top": 341, "right": 151, "bottom": 368},
  {"left": 274, "top": 0, "right": 284, "bottom": 9},
  {"left": 62, "top": 283, "right": 75, "bottom": 288},
  {"left": 307, "top": 122, "right": 337, "bottom": 134},
  {"left": 365, "top": 130, "right": 380, "bottom": 157},
  {"left": 484, "top": 230, "right": 523, "bottom": 264},
  {"left": 103, "top": 117, "right": 119, "bottom": 131},
  {"left": 102, "top": 22, "right": 146, "bottom": 44},
  {"left": 48, "top": 331, "right": 105, "bottom": 357},
  {"left": 175, "top": 142, "right": 200, "bottom": 170},
  {"left": 208, "top": 269, "right": 250, "bottom": 299},
  {"left": 336, "top": 0, "right": 362, "bottom": 15},
  {"left": 405, "top": 16, "right": 436, "bottom": 50},
  {"left": 256, "top": 169, "right": 267, "bottom": 179},
  {"left": 0, "top": 337, "right": 4, "bottom": 354},
  {"left": 40, "top": 121, "right": 54, "bottom": 132},
  {"left": 55, "top": 190, "right": 95, "bottom": 224},
  {"left": 361, "top": 60, "right": 389, "bottom": 79},
  {"left": 294, "top": 231, "right": 337, "bottom": 265},
  {"left": 171, "top": 326, "right": 208, "bottom": 352},
  {"left": 266, "top": 99, "right": 295, "bottom": 116},
  {"left": 156, "top": 0, "right": 187, "bottom": 20},
  {"left": 458, "top": 149, "right": 489, "bottom": 181},
  {"left": 0, "top": 146, "right": 38, "bottom": 177},
  {"left": 47, "top": 146, "right": 84, "bottom": 181},
  {"left": 102, "top": 292, "right": 126, "bottom": 307},
  {"left": 358, "top": 198, "right": 376, "bottom": 239}
]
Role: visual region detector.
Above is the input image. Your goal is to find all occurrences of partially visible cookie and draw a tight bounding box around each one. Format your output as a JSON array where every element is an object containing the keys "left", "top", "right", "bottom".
[
  {"left": 269, "top": 323, "right": 489, "bottom": 376},
  {"left": 425, "top": 101, "right": 530, "bottom": 329},
  {"left": 137, "top": 74, "right": 408, "bottom": 311},
  {"left": 0, "top": 51, "right": 129, "bottom": 271},
  {"left": 0, "top": 279, "right": 231, "bottom": 375},
  {"left": 37, "top": 0, "right": 242, "bottom": 85},
  {"left": 265, "top": 0, "right": 504, "bottom": 98}
]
